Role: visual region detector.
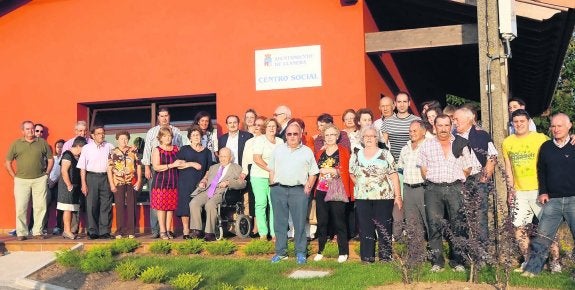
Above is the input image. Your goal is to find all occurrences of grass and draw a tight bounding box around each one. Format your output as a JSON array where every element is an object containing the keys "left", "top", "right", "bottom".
[{"left": 117, "top": 255, "right": 575, "bottom": 290}]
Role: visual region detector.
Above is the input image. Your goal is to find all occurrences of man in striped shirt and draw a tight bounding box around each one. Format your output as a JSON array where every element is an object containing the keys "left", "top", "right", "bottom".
[
  {"left": 381, "top": 92, "right": 421, "bottom": 161},
  {"left": 381, "top": 92, "right": 421, "bottom": 239}
]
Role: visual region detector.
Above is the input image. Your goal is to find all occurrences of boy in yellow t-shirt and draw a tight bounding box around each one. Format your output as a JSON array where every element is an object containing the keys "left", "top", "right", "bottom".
[{"left": 502, "top": 109, "right": 560, "bottom": 273}]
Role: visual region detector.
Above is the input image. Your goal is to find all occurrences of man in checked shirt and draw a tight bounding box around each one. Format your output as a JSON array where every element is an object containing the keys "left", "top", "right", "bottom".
[{"left": 417, "top": 114, "right": 473, "bottom": 273}]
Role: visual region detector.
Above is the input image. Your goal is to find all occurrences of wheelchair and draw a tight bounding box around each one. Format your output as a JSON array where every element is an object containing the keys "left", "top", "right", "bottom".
[{"left": 215, "top": 188, "right": 252, "bottom": 240}]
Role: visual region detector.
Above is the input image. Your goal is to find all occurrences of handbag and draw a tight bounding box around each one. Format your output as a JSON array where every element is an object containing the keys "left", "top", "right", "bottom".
[{"left": 324, "top": 177, "right": 349, "bottom": 203}]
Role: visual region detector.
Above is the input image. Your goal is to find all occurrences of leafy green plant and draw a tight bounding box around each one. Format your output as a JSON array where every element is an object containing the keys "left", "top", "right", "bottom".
[
  {"left": 173, "top": 239, "right": 205, "bottom": 255},
  {"left": 55, "top": 249, "right": 83, "bottom": 268},
  {"left": 109, "top": 238, "right": 141, "bottom": 255},
  {"left": 204, "top": 240, "right": 237, "bottom": 256},
  {"left": 170, "top": 272, "right": 203, "bottom": 289},
  {"left": 242, "top": 239, "right": 274, "bottom": 256},
  {"left": 320, "top": 242, "right": 340, "bottom": 258},
  {"left": 149, "top": 240, "right": 172, "bottom": 255},
  {"left": 243, "top": 286, "right": 269, "bottom": 290},
  {"left": 115, "top": 260, "right": 142, "bottom": 280},
  {"left": 139, "top": 265, "right": 169, "bottom": 283},
  {"left": 80, "top": 246, "right": 114, "bottom": 273}
]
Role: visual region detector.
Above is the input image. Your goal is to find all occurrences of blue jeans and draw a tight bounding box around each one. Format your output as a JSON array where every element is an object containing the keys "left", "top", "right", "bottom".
[
  {"left": 270, "top": 185, "right": 309, "bottom": 257},
  {"left": 524, "top": 196, "right": 575, "bottom": 274},
  {"left": 424, "top": 182, "right": 466, "bottom": 267}
]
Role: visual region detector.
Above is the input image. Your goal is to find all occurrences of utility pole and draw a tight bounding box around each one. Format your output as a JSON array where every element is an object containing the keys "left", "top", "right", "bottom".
[{"left": 477, "top": 0, "right": 511, "bottom": 254}]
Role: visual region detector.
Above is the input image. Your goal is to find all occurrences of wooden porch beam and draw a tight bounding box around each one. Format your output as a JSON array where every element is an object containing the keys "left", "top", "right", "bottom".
[{"left": 365, "top": 24, "right": 478, "bottom": 53}]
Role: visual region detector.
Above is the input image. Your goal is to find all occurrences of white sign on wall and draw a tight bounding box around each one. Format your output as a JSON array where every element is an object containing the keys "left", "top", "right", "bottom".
[{"left": 255, "top": 45, "right": 322, "bottom": 91}]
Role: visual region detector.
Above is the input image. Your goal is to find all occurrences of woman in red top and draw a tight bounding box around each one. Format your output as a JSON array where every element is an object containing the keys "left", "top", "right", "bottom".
[{"left": 312, "top": 124, "right": 352, "bottom": 263}]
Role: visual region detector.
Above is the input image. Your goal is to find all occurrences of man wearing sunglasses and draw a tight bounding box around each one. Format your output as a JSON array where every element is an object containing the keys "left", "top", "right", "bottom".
[{"left": 268, "top": 122, "right": 319, "bottom": 265}]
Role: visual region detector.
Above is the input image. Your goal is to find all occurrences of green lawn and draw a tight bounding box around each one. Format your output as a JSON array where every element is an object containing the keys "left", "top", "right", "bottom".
[{"left": 120, "top": 255, "right": 575, "bottom": 289}]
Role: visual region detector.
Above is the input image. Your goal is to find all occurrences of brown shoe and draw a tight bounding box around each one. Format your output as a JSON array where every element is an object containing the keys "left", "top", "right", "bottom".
[
  {"left": 33, "top": 235, "right": 47, "bottom": 240},
  {"left": 17, "top": 236, "right": 27, "bottom": 241},
  {"left": 190, "top": 229, "right": 203, "bottom": 239}
]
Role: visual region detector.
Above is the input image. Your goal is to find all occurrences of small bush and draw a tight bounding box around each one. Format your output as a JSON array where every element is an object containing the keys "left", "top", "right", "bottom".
[
  {"left": 109, "top": 238, "right": 141, "bottom": 255},
  {"left": 139, "top": 265, "right": 169, "bottom": 283},
  {"left": 320, "top": 242, "right": 340, "bottom": 258},
  {"left": 115, "top": 260, "right": 142, "bottom": 280},
  {"left": 242, "top": 239, "right": 274, "bottom": 256},
  {"left": 243, "top": 286, "right": 269, "bottom": 290},
  {"left": 287, "top": 241, "right": 311, "bottom": 257},
  {"left": 170, "top": 272, "right": 203, "bottom": 290},
  {"left": 149, "top": 240, "right": 172, "bottom": 255},
  {"left": 80, "top": 246, "right": 114, "bottom": 273},
  {"left": 55, "top": 249, "right": 83, "bottom": 268},
  {"left": 204, "top": 240, "right": 237, "bottom": 255},
  {"left": 173, "top": 239, "right": 205, "bottom": 255}
]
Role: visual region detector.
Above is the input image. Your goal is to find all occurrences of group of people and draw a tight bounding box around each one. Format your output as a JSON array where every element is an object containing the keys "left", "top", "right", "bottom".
[{"left": 5, "top": 93, "right": 575, "bottom": 272}]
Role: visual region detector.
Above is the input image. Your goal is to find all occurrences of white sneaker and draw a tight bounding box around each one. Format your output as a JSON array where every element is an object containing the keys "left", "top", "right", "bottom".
[
  {"left": 430, "top": 265, "right": 444, "bottom": 272},
  {"left": 453, "top": 265, "right": 466, "bottom": 272},
  {"left": 513, "top": 262, "right": 527, "bottom": 273},
  {"left": 550, "top": 260, "right": 562, "bottom": 273},
  {"left": 313, "top": 254, "right": 323, "bottom": 262},
  {"left": 337, "top": 255, "right": 348, "bottom": 263}
]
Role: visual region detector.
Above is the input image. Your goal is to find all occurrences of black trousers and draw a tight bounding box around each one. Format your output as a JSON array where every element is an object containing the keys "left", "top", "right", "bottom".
[
  {"left": 356, "top": 199, "right": 394, "bottom": 262},
  {"left": 315, "top": 191, "right": 349, "bottom": 255},
  {"left": 86, "top": 173, "right": 113, "bottom": 236}
]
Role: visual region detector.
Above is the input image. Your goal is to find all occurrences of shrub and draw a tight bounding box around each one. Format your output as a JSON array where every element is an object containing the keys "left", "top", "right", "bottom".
[
  {"left": 115, "top": 260, "right": 142, "bottom": 280},
  {"left": 55, "top": 249, "right": 83, "bottom": 268},
  {"left": 321, "top": 242, "right": 340, "bottom": 258},
  {"left": 243, "top": 286, "right": 269, "bottom": 290},
  {"left": 242, "top": 239, "right": 274, "bottom": 256},
  {"left": 170, "top": 272, "right": 203, "bottom": 290},
  {"left": 173, "top": 239, "right": 205, "bottom": 255},
  {"left": 109, "top": 238, "right": 141, "bottom": 255},
  {"left": 80, "top": 246, "right": 114, "bottom": 273},
  {"left": 204, "top": 240, "right": 237, "bottom": 256},
  {"left": 287, "top": 241, "right": 311, "bottom": 257},
  {"left": 149, "top": 240, "right": 172, "bottom": 255},
  {"left": 139, "top": 265, "right": 169, "bottom": 283}
]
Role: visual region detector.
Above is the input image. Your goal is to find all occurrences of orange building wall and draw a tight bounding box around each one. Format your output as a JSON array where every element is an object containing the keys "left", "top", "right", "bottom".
[{"left": 0, "top": 0, "right": 393, "bottom": 231}]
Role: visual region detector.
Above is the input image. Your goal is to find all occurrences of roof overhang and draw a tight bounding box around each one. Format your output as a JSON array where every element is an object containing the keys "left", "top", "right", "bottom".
[{"left": 365, "top": 0, "right": 575, "bottom": 116}]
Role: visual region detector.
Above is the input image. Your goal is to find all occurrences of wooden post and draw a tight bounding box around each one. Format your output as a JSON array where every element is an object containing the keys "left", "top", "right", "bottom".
[{"left": 477, "top": 0, "right": 510, "bottom": 252}]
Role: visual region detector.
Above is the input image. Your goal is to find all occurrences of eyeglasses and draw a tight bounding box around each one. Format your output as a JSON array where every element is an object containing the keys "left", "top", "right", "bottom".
[
  {"left": 286, "top": 132, "right": 299, "bottom": 137},
  {"left": 35, "top": 130, "right": 44, "bottom": 133},
  {"left": 273, "top": 112, "right": 285, "bottom": 117}
]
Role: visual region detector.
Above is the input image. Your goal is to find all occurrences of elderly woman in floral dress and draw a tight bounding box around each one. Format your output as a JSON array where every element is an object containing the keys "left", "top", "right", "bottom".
[{"left": 350, "top": 126, "right": 402, "bottom": 263}]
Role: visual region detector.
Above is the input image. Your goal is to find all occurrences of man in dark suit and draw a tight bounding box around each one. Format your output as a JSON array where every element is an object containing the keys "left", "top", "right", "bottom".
[
  {"left": 189, "top": 147, "right": 247, "bottom": 241},
  {"left": 273, "top": 105, "right": 292, "bottom": 141},
  {"left": 218, "top": 115, "right": 253, "bottom": 166}
]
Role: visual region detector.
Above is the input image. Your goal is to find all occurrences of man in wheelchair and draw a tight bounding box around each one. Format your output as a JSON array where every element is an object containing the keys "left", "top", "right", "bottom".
[{"left": 189, "top": 147, "right": 246, "bottom": 241}]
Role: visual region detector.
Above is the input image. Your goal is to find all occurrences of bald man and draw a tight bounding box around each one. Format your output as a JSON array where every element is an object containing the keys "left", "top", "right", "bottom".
[
  {"left": 522, "top": 113, "right": 575, "bottom": 277},
  {"left": 373, "top": 96, "right": 395, "bottom": 133}
]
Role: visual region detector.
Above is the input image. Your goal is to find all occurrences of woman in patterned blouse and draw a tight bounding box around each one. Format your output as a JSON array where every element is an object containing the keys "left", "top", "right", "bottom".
[{"left": 349, "top": 126, "right": 402, "bottom": 263}]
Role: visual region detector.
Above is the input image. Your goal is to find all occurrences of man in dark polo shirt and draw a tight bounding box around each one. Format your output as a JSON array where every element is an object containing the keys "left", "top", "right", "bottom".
[
  {"left": 5, "top": 121, "right": 54, "bottom": 241},
  {"left": 77, "top": 125, "right": 115, "bottom": 239}
]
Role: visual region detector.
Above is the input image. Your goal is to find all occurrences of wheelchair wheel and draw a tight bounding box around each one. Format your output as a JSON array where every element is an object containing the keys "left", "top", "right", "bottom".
[
  {"left": 216, "top": 226, "right": 225, "bottom": 241},
  {"left": 234, "top": 214, "right": 252, "bottom": 238}
]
